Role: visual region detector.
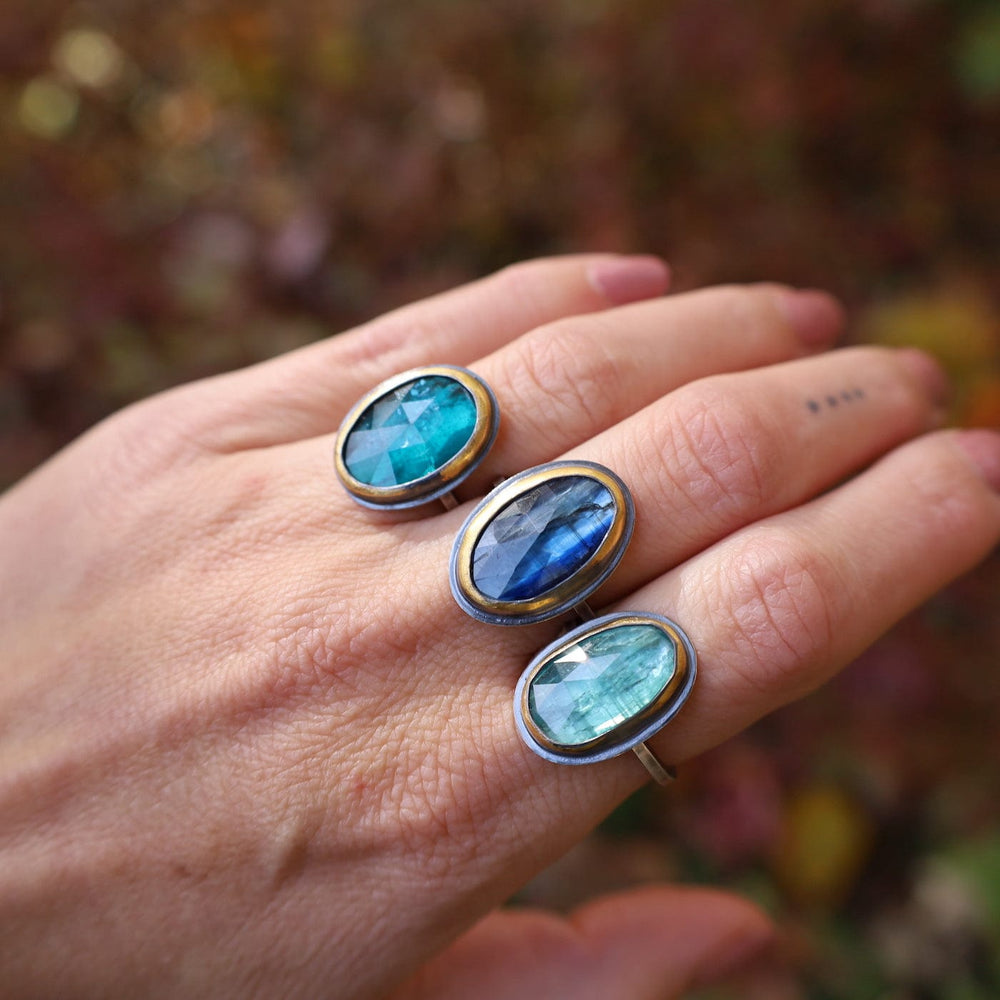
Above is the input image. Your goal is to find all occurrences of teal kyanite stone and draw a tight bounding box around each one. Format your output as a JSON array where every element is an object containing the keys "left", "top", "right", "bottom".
[
  {"left": 343, "top": 375, "right": 477, "bottom": 487},
  {"left": 527, "top": 624, "right": 677, "bottom": 746}
]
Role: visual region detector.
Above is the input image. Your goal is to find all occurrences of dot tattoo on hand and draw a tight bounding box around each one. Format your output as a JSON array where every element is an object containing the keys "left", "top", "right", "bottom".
[{"left": 806, "top": 386, "right": 865, "bottom": 415}]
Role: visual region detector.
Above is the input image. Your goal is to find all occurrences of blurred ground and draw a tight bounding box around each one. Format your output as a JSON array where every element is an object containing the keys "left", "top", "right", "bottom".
[{"left": 1, "top": 1, "right": 999, "bottom": 996}]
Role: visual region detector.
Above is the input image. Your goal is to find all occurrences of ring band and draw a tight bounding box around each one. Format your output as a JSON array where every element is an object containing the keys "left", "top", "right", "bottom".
[
  {"left": 632, "top": 743, "right": 677, "bottom": 785},
  {"left": 512, "top": 611, "right": 696, "bottom": 782},
  {"left": 335, "top": 365, "right": 499, "bottom": 510}
]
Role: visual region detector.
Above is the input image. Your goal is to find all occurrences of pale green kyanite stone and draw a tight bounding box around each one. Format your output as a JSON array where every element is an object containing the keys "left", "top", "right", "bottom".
[{"left": 527, "top": 624, "right": 677, "bottom": 746}]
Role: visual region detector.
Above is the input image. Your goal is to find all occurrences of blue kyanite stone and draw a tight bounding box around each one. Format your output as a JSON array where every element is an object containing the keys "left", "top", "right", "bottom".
[
  {"left": 528, "top": 624, "right": 677, "bottom": 746},
  {"left": 343, "top": 375, "right": 478, "bottom": 487},
  {"left": 472, "top": 476, "right": 616, "bottom": 601}
]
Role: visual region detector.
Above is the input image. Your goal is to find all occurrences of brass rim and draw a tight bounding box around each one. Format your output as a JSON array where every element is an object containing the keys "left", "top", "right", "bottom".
[
  {"left": 518, "top": 613, "right": 693, "bottom": 758},
  {"left": 334, "top": 365, "right": 498, "bottom": 508},
  {"left": 450, "top": 462, "right": 633, "bottom": 624}
]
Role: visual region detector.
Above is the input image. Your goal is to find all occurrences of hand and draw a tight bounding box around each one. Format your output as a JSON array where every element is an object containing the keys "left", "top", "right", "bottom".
[{"left": 2, "top": 255, "right": 998, "bottom": 999}]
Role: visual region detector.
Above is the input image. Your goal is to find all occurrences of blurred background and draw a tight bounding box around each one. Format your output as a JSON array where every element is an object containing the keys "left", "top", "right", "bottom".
[{"left": 1, "top": 0, "right": 998, "bottom": 996}]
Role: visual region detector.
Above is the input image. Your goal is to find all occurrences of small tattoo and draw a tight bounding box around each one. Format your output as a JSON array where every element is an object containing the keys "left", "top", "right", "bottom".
[{"left": 807, "top": 387, "right": 867, "bottom": 414}]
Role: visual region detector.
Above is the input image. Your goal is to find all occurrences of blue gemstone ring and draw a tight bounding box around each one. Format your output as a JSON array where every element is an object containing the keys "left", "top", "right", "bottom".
[
  {"left": 513, "top": 612, "right": 697, "bottom": 784},
  {"left": 334, "top": 365, "right": 499, "bottom": 510},
  {"left": 449, "top": 460, "right": 634, "bottom": 626}
]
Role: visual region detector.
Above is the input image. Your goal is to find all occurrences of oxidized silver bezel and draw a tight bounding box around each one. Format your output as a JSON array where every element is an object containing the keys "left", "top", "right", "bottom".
[
  {"left": 513, "top": 611, "right": 697, "bottom": 765},
  {"left": 449, "top": 461, "right": 634, "bottom": 626},
  {"left": 334, "top": 365, "right": 499, "bottom": 510}
]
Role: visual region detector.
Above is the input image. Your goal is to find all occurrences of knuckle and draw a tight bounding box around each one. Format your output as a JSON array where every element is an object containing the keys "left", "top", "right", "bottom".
[
  {"left": 707, "top": 284, "right": 785, "bottom": 339},
  {"left": 77, "top": 389, "right": 204, "bottom": 497},
  {"left": 719, "top": 529, "right": 838, "bottom": 694},
  {"left": 506, "top": 319, "right": 625, "bottom": 432},
  {"left": 657, "top": 380, "right": 778, "bottom": 521},
  {"left": 343, "top": 312, "right": 436, "bottom": 370},
  {"left": 490, "top": 258, "right": 556, "bottom": 312}
]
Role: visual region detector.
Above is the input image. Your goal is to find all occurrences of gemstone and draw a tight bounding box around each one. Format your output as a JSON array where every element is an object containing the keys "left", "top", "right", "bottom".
[
  {"left": 343, "top": 375, "right": 478, "bottom": 487},
  {"left": 527, "top": 623, "right": 677, "bottom": 747},
  {"left": 471, "top": 476, "right": 616, "bottom": 601}
]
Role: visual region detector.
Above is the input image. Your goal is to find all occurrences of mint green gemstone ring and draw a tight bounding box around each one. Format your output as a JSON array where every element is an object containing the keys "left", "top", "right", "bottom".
[
  {"left": 513, "top": 612, "right": 697, "bottom": 784},
  {"left": 335, "top": 365, "right": 499, "bottom": 511}
]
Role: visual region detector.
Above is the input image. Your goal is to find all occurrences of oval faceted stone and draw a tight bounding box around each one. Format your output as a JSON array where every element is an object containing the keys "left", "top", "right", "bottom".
[
  {"left": 343, "top": 375, "right": 477, "bottom": 487},
  {"left": 527, "top": 623, "right": 677, "bottom": 746},
  {"left": 472, "top": 476, "right": 616, "bottom": 601}
]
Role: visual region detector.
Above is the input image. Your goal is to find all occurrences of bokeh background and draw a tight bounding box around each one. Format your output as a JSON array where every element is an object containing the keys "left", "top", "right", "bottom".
[{"left": 1, "top": 1, "right": 999, "bottom": 996}]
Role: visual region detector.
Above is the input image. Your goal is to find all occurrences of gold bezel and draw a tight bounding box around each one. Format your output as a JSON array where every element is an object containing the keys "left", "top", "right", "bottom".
[
  {"left": 450, "top": 462, "right": 633, "bottom": 624},
  {"left": 519, "top": 614, "right": 692, "bottom": 757},
  {"left": 334, "top": 365, "right": 497, "bottom": 509}
]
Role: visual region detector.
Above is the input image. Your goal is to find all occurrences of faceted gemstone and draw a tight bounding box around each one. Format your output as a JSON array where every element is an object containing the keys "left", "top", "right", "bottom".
[
  {"left": 472, "top": 477, "right": 615, "bottom": 601},
  {"left": 527, "top": 624, "right": 677, "bottom": 746},
  {"left": 343, "top": 375, "right": 477, "bottom": 487}
]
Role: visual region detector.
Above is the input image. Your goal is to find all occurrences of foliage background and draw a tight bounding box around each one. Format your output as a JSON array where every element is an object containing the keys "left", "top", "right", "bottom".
[{"left": 1, "top": 1, "right": 999, "bottom": 996}]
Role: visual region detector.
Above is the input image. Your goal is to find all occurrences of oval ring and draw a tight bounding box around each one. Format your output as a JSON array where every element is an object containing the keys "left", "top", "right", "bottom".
[
  {"left": 334, "top": 365, "right": 499, "bottom": 510},
  {"left": 449, "top": 461, "right": 634, "bottom": 625},
  {"left": 513, "top": 611, "right": 697, "bottom": 766}
]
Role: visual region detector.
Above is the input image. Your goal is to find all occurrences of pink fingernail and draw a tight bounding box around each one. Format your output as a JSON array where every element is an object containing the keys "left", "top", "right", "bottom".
[
  {"left": 586, "top": 255, "right": 671, "bottom": 305},
  {"left": 774, "top": 288, "right": 845, "bottom": 348},
  {"left": 955, "top": 429, "right": 1000, "bottom": 493}
]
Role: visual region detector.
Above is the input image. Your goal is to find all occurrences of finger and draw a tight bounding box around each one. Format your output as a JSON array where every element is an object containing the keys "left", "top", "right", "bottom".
[
  {"left": 634, "top": 428, "right": 1000, "bottom": 769},
  {"left": 577, "top": 345, "right": 949, "bottom": 603},
  {"left": 442, "top": 431, "right": 999, "bottom": 898},
  {"left": 393, "top": 886, "right": 773, "bottom": 1000},
  {"left": 144, "top": 254, "right": 671, "bottom": 452},
  {"left": 456, "top": 283, "right": 843, "bottom": 495}
]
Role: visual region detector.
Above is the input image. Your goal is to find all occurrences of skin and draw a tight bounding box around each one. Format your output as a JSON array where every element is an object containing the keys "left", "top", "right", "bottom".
[{"left": 1, "top": 254, "right": 998, "bottom": 999}]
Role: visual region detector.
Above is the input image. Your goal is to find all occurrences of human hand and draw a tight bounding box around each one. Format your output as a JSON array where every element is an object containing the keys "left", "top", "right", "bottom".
[{"left": 2, "top": 254, "right": 998, "bottom": 999}]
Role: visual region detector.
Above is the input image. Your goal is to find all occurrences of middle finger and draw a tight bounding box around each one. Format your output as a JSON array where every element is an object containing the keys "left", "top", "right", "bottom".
[{"left": 457, "top": 283, "right": 843, "bottom": 496}]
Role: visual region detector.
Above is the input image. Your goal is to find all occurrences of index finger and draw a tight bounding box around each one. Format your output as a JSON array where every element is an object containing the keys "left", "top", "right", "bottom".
[{"left": 152, "top": 254, "right": 671, "bottom": 453}]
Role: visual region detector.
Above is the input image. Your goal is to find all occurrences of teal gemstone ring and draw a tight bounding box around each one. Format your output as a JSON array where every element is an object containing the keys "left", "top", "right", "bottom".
[
  {"left": 334, "top": 365, "right": 499, "bottom": 510},
  {"left": 513, "top": 612, "right": 696, "bottom": 783},
  {"left": 450, "top": 461, "right": 635, "bottom": 626}
]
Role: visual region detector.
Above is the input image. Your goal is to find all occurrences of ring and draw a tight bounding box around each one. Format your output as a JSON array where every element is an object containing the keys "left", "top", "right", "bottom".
[
  {"left": 513, "top": 612, "right": 696, "bottom": 784},
  {"left": 334, "top": 365, "right": 499, "bottom": 510},
  {"left": 449, "top": 461, "right": 635, "bottom": 625}
]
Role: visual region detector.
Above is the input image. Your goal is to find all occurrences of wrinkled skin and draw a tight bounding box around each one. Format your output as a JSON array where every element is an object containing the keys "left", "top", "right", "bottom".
[{"left": 2, "top": 255, "right": 998, "bottom": 999}]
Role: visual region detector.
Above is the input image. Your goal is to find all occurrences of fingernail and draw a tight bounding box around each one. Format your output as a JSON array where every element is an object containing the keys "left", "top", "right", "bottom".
[
  {"left": 586, "top": 255, "right": 671, "bottom": 305},
  {"left": 690, "top": 925, "right": 776, "bottom": 989},
  {"left": 774, "top": 288, "right": 845, "bottom": 348},
  {"left": 955, "top": 429, "right": 1000, "bottom": 493},
  {"left": 897, "top": 348, "right": 953, "bottom": 417}
]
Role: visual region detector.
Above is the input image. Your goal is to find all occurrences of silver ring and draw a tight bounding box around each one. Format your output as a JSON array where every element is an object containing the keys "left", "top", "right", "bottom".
[
  {"left": 334, "top": 365, "right": 499, "bottom": 511},
  {"left": 513, "top": 611, "right": 696, "bottom": 782}
]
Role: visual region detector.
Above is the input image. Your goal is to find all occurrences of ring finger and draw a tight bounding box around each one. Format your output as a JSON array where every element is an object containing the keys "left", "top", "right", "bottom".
[{"left": 567, "top": 344, "right": 951, "bottom": 602}]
